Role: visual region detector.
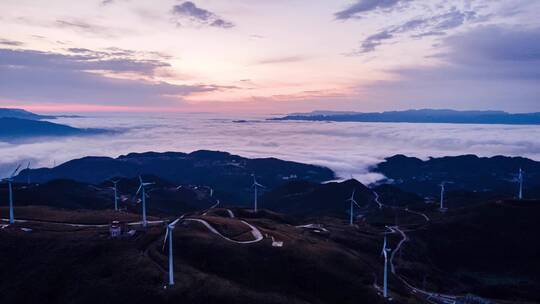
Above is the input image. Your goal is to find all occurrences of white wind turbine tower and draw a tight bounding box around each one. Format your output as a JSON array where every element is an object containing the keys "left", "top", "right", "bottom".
[
  {"left": 25, "top": 162, "right": 31, "bottom": 185},
  {"left": 346, "top": 189, "right": 361, "bottom": 226},
  {"left": 111, "top": 180, "right": 120, "bottom": 211},
  {"left": 439, "top": 182, "right": 451, "bottom": 212},
  {"left": 252, "top": 174, "right": 265, "bottom": 212},
  {"left": 381, "top": 235, "right": 391, "bottom": 298},
  {"left": 518, "top": 168, "right": 524, "bottom": 200},
  {"left": 136, "top": 176, "right": 154, "bottom": 227},
  {"left": 2, "top": 164, "right": 22, "bottom": 224},
  {"left": 163, "top": 218, "right": 181, "bottom": 286}
]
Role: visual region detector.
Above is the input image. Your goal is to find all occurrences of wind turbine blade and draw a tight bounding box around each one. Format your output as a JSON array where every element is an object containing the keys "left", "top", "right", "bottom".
[
  {"left": 136, "top": 184, "right": 142, "bottom": 195},
  {"left": 170, "top": 218, "right": 181, "bottom": 227},
  {"left": 143, "top": 182, "right": 155, "bottom": 186},
  {"left": 352, "top": 199, "right": 362, "bottom": 208},
  {"left": 162, "top": 228, "right": 169, "bottom": 251},
  {"left": 139, "top": 175, "right": 143, "bottom": 184},
  {"left": 26, "top": 161, "right": 30, "bottom": 169},
  {"left": 10, "top": 164, "right": 22, "bottom": 178},
  {"left": 348, "top": 189, "right": 356, "bottom": 201},
  {"left": 252, "top": 174, "right": 266, "bottom": 187}
]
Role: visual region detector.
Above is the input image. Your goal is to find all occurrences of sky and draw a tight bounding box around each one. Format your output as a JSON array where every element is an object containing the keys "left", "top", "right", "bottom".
[{"left": 0, "top": 0, "right": 539, "bottom": 113}]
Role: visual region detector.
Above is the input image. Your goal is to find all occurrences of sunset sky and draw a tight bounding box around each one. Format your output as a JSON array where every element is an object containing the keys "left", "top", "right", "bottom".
[{"left": 1, "top": 0, "right": 539, "bottom": 113}]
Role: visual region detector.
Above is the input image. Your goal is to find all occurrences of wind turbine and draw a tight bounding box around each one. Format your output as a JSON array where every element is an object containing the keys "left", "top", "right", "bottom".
[
  {"left": 163, "top": 218, "right": 181, "bottom": 286},
  {"left": 2, "top": 164, "right": 22, "bottom": 224},
  {"left": 439, "top": 182, "right": 451, "bottom": 212},
  {"left": 381, "top": 235, "right": 391, "bottom": 298},
  {"left": 111, "top": 180, "right": 120, "bottom": 211},
  {"left": 252, "top": 174, "right": 265, "bottom": 212},
  {"left": 136, "top": 176, "right": 154, "bottom": 227},
  {"left": 346, "top": 189, "right": 362, "bottom": 226},
  {"left": 518, "top": 168, "right": 524, "bottom": 200},
  {"left": 25, "top": 162, "right": 31, "bottom": 185}
]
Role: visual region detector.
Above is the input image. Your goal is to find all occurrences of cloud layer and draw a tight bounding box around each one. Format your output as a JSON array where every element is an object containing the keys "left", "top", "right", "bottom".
[
  {"left": 335, "top": 0, "right": 409, "bottom": 20},
  {"left": 0, "top": 38, "right": 24, "bottom": 46},
  {"left": 1, "top": 114, "right": 539, "bottom": 184},
  {"left": 356, "top": 8, "right": 478, "bottom": 53},
  {"left": 359, "top": 26, "right": 540, "bottom": 111},
  {"left": 0, "top": 48, "right": 216, "bottom": 106},
  {"left": 172, "top": 1, "right": 234, "bottom": 28}
]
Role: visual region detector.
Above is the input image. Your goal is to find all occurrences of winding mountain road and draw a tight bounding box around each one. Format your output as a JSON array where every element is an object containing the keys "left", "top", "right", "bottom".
[
  {"left": 183, "top": 208, "right": 263, "bottom": 244},
  {"left": 2, "top": 207, "right": 261, "bottom": 244},
  {"left": 1, "top": 217, "right": 165, "bottom": 228},
  {"left": 183, "top": 218, "right": 263, "bottom": 244},
  {"left": 373, "top": 190, "right": 462, "bottom": 304}
]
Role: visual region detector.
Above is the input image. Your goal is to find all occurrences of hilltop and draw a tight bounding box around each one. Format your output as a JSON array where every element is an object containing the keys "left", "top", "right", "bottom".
[
  {"left": 374, "top": 154, "right": 540, "bottom": 199},
  {"left": 0, "top": 177, "right": 214, "bottom": 214},
  {"left": 262, "top": 179, "right": 376, "bottom": 217},
  {"left": 0, "top": 206, "right": 385, "bottom": 304}
]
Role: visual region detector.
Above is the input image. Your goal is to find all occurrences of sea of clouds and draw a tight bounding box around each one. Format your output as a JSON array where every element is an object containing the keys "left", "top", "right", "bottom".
[{"left": 1, "top": 113, "right": 540, "bottom": 184}]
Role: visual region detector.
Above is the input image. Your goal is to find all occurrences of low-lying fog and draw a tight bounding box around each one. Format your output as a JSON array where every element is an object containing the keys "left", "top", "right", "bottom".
[{"left": 2, "top": 113, "right": 539, "bottom": 184}]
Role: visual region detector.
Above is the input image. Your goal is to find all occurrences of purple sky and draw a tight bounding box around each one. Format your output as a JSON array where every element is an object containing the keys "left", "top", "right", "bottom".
[{"left": 0, "top": 0, "right": 539, "bottom": 113}]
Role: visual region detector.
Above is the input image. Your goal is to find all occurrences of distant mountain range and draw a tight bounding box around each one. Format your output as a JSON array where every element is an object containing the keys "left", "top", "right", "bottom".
[
  {"left": 274, "top": 109, "right": 540, "bottom": 125},
  {"left": 374, "top": 154, "right": 540, "bottom": 198},
  {"left": 0, "top": 108, "right": 56, "bottom": 120},
  {"left": 263, "top": 153, "right": 540, "bottom": 215},
  {"left": 17, "top": 150, "right": 539, "bottom": 210},
  {"left": 0, "top": 107, "right": 82, "bottom": 120},
  {"left": 16, "top": 150, "right": 335, "bottom": 204},
  {"left": 0, "top": 108, "right": 103, "bottom": 140},
  {"left": 0, "top": 117, "right": 108, "bottom": 140}
]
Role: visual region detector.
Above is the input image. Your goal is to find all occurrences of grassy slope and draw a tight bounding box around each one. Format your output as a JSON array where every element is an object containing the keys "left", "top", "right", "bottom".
[{"left": 0, "top": 207, "right": 386, "bottom": 304}]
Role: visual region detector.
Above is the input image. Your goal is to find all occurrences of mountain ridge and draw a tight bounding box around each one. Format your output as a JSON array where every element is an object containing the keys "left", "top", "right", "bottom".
[
  {"left": 15, "top": 150, "right": 335, "bottom": 204},
  {"left": 0, "top": 117, "right": 108, "bottom": 140},
  {"left": 0, "top": 108, "right": 55, "bottom": 120},
  {"left": 274, "top": 109, "right": 540, "bottom": 125},
  {"left": 374, "top": 154, "right": 540, "bottom": 198}
]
